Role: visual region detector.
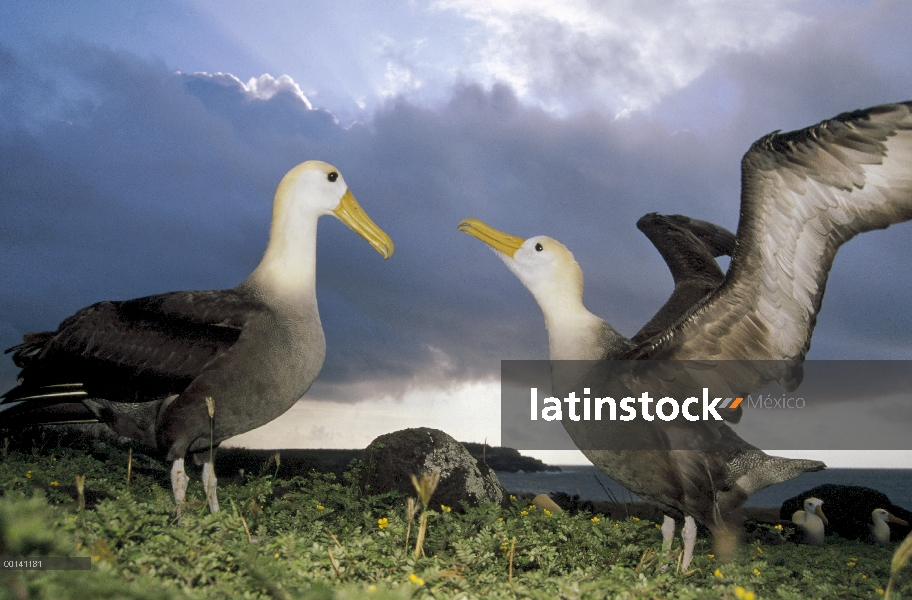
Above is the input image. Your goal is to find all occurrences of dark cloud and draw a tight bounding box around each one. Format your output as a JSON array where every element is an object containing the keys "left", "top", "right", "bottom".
[{"left": 2, "top": 4, "right": 912, "bottom": 404}]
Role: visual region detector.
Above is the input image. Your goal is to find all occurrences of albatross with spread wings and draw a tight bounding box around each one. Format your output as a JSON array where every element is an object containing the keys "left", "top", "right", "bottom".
[
  {"left": 460, "top": 100, "right": 912, "bottom": 562},
  {"left": 2, "top": 160, "right": 394, "bottom": 514}
]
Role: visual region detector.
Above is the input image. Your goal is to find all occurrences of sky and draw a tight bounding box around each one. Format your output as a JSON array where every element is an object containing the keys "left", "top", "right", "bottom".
[{"left": 2, "top": 0, "right": 912, "bottom": 468}]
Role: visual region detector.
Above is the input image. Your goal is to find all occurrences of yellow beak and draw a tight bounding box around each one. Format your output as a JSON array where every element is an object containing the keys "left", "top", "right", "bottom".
[
  {"left": 333, "top": 189, "right": 394, "bottom": 259},
  {"left": 457, "top": 218, "right": 525, "bottom": 258},
  {"left": 888, "top": 513, "right": 909, "bottom": 526},
  {"left": 815, "top": 505, "right": 828, "bottom": 526}
]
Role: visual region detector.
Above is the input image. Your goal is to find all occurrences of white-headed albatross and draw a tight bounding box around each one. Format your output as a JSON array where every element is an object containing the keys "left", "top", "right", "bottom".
[
  {"left": 1, "top": 160, "right": 394, "bottom": 514},
  {"left": 871, "top": 508, "right": 909, "bottom": 545},
  {"left": 459, "top": 214, "right": 824, "bottom": 566},
  {"left": 792, "top": 497, "right": 828, "bottom": 546},
  {"left": 460, "top": 100, "right": 912, "bottom": 561}
]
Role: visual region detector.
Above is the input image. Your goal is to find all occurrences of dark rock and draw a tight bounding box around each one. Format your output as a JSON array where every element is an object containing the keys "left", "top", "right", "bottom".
[
  {"left": 361, "top": 428, "right": 507, "bottom": 510},
  {"left": 780, "top": 484, "right": 912, "bottom": 542}
]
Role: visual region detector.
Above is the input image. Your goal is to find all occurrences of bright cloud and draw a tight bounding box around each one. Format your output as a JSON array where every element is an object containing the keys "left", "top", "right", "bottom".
[
  {"left": 189, "top": 71, "right": 314, "bottom": 107},
  {"left": 434, "top": 0, "right": 810, "bottom": 115}
]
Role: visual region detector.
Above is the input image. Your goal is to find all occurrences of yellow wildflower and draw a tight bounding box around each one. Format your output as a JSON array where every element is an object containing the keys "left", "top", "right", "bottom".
[
  {"left": 734, "top": 586, "right": 756, "bottom": 600},
  {"left": 274, "top": 552, "right": 280, "bottom": 558},
  {"left": 440, "top": 504, "right": 451, "bottom": 513},
  {"left": 714, "top": 568, "right": 724, "bottom": 578},
  {"left": 756, "top": 546, "right": 763, "bottom": 553},
  {"left": 520, "top": 510, "right": 528, "bottom": 516},
  {"left": 25, "top": 471, "right": 32, "bottom": 479},
  {"left": 591, "top": 516, "right": 600, "bottom": 523},
  {"left": 774, "top": 524, "right": 783, "bottom": 530},
  {"left": 544, "top": 508, "right": 552, "bottom": 516},
  {"left": 316, "top": 505, "right": 324, "bottom": 510},
  {"left": 707, "top": 554, "right": 715, "bottom": 559},
  {"left": 377, "top": 517, "right": 389, "bottom": 530},
  {"left": 367, "top": 584, "right": 377, "bottom": 594},
  {"left": 510, "top": 495, "right": 516, "bottom": 500},
  {"left": 409, "top": 573, "right": 424, "bottom": 586},
  {"left": 753, "top": 568, "right": 761, "bottom": 576},
  {"left": 50, "top": 481, "right": 59, "bottom": 486}
]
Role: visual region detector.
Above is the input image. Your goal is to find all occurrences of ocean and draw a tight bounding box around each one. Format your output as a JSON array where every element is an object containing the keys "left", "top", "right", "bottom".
[{"left": 494, "top": 466, "right": 912, "bottom": 510}]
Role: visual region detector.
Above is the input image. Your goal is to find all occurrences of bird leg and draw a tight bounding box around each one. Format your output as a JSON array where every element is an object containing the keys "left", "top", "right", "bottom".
[
  {"left": 171, "top": 458, "right": 190, "bottom": 514},
  {"left": 202, "top": 461, "right": 219, "bottom": 513},
  {"left": 661, "top": 515, "right": 675, "bottom": 551},
  {"left": 681, "top": 516, "right": 696, "bottom": 570}
]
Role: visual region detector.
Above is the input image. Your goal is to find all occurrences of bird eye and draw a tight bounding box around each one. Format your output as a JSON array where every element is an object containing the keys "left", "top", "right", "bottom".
[
  {"left": 535, "top": 243, "right": 543, "bottom": 252},
  {"left": 327, "top": 172, "right": 338, "bottom": 182}
]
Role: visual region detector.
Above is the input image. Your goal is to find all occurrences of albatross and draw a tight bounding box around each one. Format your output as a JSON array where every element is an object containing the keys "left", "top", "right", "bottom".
[
  {"left": 459, "top": 100, "right": 912, "bottom": 561},
  {"left": 1, "top": 160, "right": 394, "bottom": 514},
  {"left": 792, "top": 497, "right": 828, "bottom": 546},
  {"left": 460, "top": 213, "right": 825, "bottom": 566},
  {"left": 871, "top": 508, "right": 908, "bottom": 545}
]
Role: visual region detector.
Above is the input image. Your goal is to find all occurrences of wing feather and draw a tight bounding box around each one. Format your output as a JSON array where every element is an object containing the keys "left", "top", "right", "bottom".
[
  {"left": 3, "top": 289, "right": 266, "bottom": 404},
  {"left": 632, "top": 102, "right": 912, "bottom": 364}
]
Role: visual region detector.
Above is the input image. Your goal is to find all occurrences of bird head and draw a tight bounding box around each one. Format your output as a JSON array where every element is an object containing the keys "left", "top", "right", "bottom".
[
  {"left": 804, "top": 497, "right": 828, "bottom": 525},
  {"left": 873, "top": 508, "right": 909, "bottom": 526},
  {"left": 457, "top": 218, "right": 584, "bottom": 310},
  {"left": 274, "top": 160, "right": 394, "bottom": 259}
]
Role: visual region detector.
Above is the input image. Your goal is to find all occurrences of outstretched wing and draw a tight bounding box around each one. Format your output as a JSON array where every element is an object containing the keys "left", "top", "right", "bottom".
[
  {"left": 631, "top": 102, "right": 912, "bottom": 367},
  {"left": 3, "top": 289, "right": 266, "bottom": 406},
  {"left": 632, "top": 213, "right": 735, "bottom": 345}
]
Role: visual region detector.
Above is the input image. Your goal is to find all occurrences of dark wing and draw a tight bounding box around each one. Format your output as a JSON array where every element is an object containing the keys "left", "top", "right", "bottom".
[
  {"left": 3, "top": 288, "right": 266, "bottom": 407},
  {"left": 629, "top": 102, "right": 912, "bottom": 371},
  {"left": 632, "top": 213, "right": 735, "bottom": 345}
]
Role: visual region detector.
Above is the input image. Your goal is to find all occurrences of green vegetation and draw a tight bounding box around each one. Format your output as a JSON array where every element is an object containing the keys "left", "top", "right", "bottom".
[{"left": 0, "top": 435, "right": 910, "bottom": 599}]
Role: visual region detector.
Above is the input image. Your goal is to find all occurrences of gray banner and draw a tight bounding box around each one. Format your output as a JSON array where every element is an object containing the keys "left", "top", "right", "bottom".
[{"left": 501, "top": 360, "right": 912, "bottom": 450}]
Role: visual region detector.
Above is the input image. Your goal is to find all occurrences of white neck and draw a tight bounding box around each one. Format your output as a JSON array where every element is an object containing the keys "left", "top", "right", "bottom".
[
  {"left": 804, "top": 512, "right": 825, "bottom": 543},
  {"left": 243, "top": 206, "right": 320, "bottom": 303},
  {"left": 534, "top": 287, "right": 614, "bottom": 361},
  {"left": 873, "top": 516, "right": 890, "bottom": 544}
]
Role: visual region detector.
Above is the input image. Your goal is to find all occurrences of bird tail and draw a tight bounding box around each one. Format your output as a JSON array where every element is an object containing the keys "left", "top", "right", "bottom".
[{"left": 0, "top": 383, "right": 97, "bottom": 429}]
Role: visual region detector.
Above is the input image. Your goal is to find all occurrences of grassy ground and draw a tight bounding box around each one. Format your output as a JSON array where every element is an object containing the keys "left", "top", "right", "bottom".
[{"left": 1, "top": 434, "right": 910, "bottom": 599}]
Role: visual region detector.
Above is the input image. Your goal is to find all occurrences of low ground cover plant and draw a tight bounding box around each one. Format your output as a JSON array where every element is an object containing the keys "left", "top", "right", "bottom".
[{"left": 1, "top": 433, "right": 909, "bottom": 599}]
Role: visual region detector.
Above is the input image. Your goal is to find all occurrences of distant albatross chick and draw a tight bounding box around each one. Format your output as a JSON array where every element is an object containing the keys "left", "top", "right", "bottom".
[
  {"left": 871, "top": 508, "right": 909, "bottom": 545},
  {"left": 459, "top": 100, "right": 912, "bottom": 562},
  {"left": 792, "top": 498, "right": 828, "bottom": 546},
  {"left": 1, "top": 160, "right": 394, "bottom": 514}
]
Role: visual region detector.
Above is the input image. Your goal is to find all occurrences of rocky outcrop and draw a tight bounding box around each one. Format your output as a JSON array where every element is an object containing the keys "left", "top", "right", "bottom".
[{"left": 361, "top": 428, "right": 507, "bottom": 510}]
